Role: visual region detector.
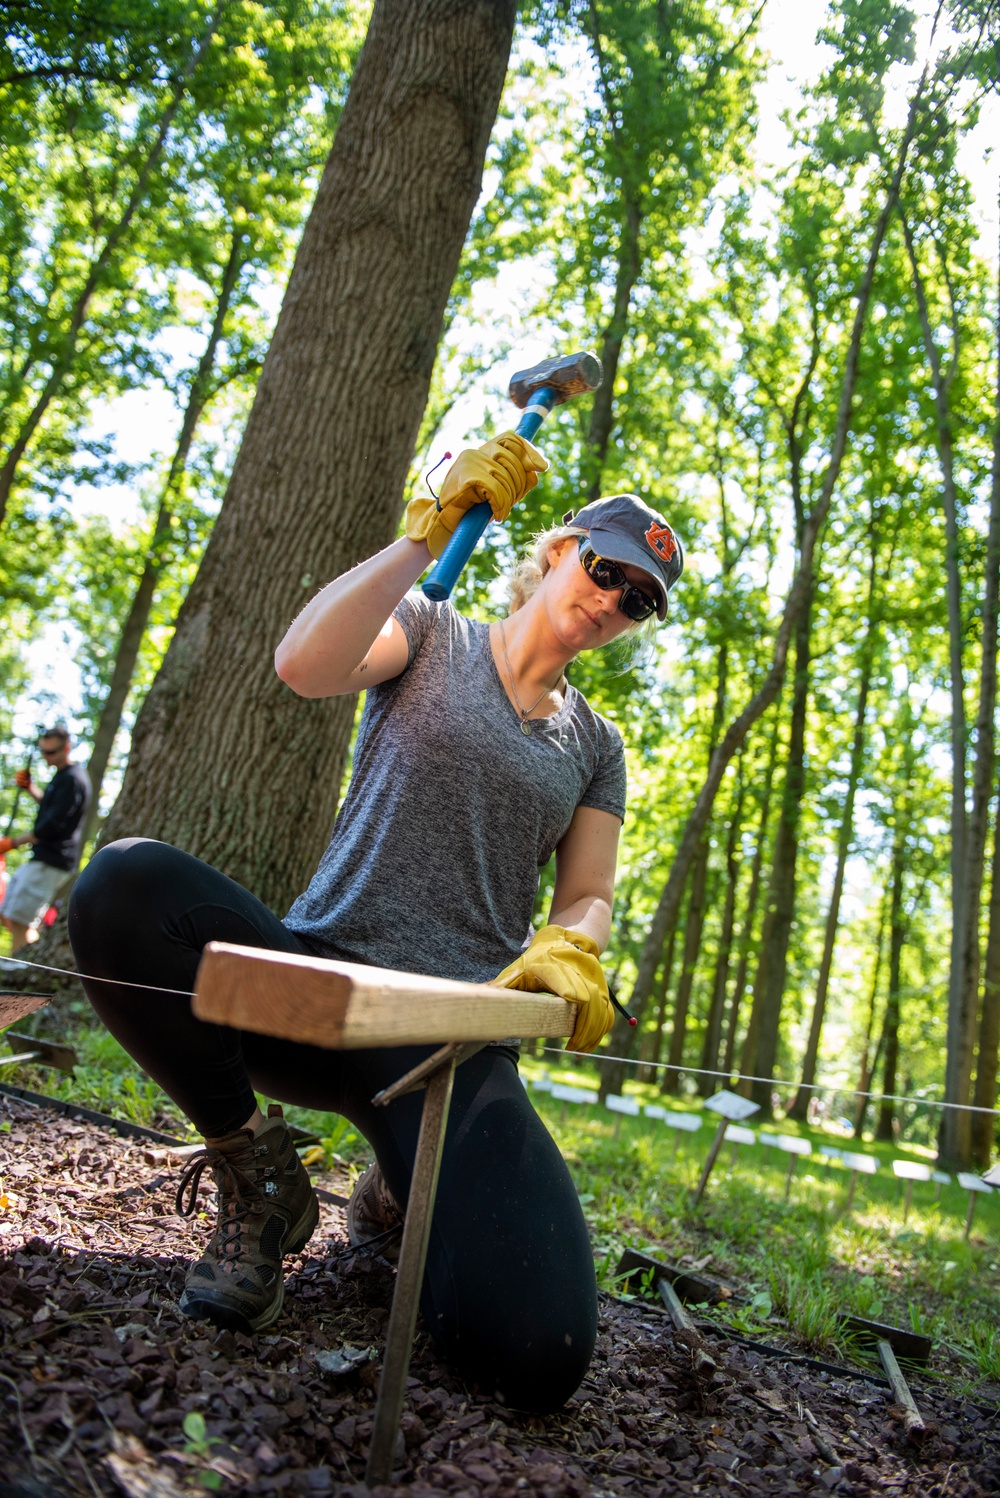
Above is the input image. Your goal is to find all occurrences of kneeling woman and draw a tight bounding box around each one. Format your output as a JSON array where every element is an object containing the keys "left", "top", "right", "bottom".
[{"left": 69, "top": 436, "right": 682, "bottom": 1413}]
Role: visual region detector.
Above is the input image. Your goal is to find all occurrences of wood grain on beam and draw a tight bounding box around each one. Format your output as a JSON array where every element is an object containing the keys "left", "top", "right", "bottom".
[{"left": 193, "top": 942, "right": 576, "bottom": 1049}]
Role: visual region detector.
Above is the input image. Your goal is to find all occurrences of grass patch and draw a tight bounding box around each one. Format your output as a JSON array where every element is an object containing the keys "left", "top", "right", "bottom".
[{"left": 522, "top": 1054, "right": 1000, "bottom": 1394}]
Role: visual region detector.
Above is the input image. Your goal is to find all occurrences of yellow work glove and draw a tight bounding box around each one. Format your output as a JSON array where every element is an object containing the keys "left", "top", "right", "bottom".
[
  {"left": 492, "top": 924, "right": 614, "bottom": 1055},
  {"left": 405, "top": 432, "right": 548, "bottom": 559}
]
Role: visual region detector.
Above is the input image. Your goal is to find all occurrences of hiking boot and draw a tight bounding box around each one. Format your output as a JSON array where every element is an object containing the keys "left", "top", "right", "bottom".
[
  {"left": 175, "top": 1104, "right": 319, "bottom": 1334},
  {"left": 346, "top": 1160, "right": 404, "bottom": 1263}
]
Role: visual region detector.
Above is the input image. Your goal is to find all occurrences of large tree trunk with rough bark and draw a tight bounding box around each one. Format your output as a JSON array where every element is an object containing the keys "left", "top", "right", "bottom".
[{"left": 96, "top": 0, "right": 517, "bottom": 913}]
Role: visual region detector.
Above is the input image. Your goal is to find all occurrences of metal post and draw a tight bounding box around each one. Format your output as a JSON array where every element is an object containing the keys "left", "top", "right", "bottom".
[
  {"left": 692, "top": 1118, "right": 727, "bottom": 1207},
  {"left": 784, "top": 1154, "right": 796, "bottom": 1202},
  {"left": 844, "top": 1169, "right": 858, "bottom": 1213},
  {"left": 366, "top": 1058, "right": 455, "bottom": 1487}
]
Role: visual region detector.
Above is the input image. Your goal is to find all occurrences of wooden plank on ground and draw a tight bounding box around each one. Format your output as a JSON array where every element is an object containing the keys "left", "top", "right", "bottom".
[{"left": 193, "top": 942, "right": 576, "bottom": 1049}]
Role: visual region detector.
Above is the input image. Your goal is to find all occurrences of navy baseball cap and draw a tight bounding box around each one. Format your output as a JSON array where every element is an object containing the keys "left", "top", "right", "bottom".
[{"left": 563, "top": 494, "right": 684, "bottom": 620}]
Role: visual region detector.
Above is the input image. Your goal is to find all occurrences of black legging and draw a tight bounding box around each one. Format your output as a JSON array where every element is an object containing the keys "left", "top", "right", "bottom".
[{"left": 67, "top": 838, "right": 596, "bottom": 1411}]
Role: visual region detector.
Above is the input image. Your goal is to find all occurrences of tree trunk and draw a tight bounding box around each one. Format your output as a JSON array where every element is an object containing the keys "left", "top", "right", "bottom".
[
  {"left": 786, "top": 524, "right": 881, "bottom": 1119},
  {"left": 853, "top": 891, "right": 889, "bottom": 1138},
  {"left": 98, "top": 0, "right": 518, "bottom": 914},
  {"left": 969, "top": 241, "right": 1000, "bottom": 1167},
  {"left": 0, "top": 20, "right": 218, "bottom": 525},
  {"left": 637, "top": 937, "right": 674, "bottom": 1081},
  {"left": 699, "top": 770, "right": 745, "bottom": 1094},
  {"left": 723, "top": 725, "right": 779, "bottom": 1074},
  {"left": 83, "top": 228, "right": 247, "bottom": 843},
  {"left": 649, "top": 924, "right": 679, "bottom": 1069},
  {"left": 901, "top": 212, "right": 989, "bottom": 1167},
  {"left": 740, "top": 586, "right": 811, "bottom": 1113},
  {"left": 875, "top": 824, "right": 907, "bottom": 1142},
  {"left": 972, "top": 772, "right": 1000, "bottom": 1164},
  {"left": 585, "top": 191, "right": 642, "bottom": 498},
  {"left": 662, "top": 837, "right": 710, "bottom": 1093}
]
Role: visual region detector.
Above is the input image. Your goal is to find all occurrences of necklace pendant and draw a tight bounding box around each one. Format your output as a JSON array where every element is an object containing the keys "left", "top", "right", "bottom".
[{"left": 520, "top": 719, "right": 532, "bottom": 737}]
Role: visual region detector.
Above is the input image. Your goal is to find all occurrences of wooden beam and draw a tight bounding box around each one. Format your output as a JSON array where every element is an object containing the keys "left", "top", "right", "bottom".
[{"left": 193, "top": 942, "right": 576, "bottom": 1049}]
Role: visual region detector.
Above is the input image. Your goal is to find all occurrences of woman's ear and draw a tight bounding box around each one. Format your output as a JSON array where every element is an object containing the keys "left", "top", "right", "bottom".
[{"left": 545, "top": 535, "right": 578, "bottom": 572}]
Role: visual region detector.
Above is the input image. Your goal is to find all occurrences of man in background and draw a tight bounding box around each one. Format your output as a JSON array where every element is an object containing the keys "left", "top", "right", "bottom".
[{"left": 0, "top": 727, "right": 91, "bottom": 951}]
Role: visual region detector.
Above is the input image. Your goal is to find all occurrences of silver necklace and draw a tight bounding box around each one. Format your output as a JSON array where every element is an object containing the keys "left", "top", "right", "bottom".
[{"left": 499, "top": 619, "right": 562, "bottom": 737}]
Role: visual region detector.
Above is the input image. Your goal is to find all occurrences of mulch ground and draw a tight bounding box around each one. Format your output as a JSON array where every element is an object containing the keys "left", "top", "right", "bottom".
[{"left": 1, "top": 1092, "right": 998, "bottom": 1498}]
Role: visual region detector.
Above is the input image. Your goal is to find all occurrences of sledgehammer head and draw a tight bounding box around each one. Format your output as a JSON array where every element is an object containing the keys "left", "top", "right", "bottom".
[{"left": 509, "top": 351, "right": 603, "bottom": 409}]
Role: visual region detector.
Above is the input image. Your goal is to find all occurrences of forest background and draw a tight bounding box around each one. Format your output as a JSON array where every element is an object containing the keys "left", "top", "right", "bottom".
[{"left": 2, "top": 0, "right": 1000, "bottom": 1172}]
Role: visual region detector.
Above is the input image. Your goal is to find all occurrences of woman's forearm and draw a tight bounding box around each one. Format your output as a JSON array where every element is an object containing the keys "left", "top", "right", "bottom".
[
  {"left": 547, "top": 895, "right": 613, "bottom": 953},
  {"left": 274, "top": 537, "right": 430, "bottom": 697}
]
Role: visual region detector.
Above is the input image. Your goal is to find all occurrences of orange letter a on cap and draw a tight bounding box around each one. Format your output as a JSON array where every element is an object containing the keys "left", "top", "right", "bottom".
[{"left": 645, "top": 521, "right": 676, "bottom": 561}]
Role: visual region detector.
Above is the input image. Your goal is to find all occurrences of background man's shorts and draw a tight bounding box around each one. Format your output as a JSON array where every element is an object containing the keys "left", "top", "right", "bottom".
[{"left": 1, "top": 860, "right": 66, "bottom": 927}]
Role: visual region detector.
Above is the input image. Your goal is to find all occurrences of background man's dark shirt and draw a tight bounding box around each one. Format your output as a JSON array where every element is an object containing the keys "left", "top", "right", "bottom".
[{"left": 32, "top": 763, "right": 91, "bottom": 872}]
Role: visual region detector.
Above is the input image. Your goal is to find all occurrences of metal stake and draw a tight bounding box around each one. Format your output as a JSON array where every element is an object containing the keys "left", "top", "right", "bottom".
[
  {"left": 366, "top": 1057, "right": 455, "bottom": 1487},
  {"left": 693, "top": 1118, "right": 727, "bottom": 1206},
  {"left": 844, "top": 1169, "right": 858, "bottom": 1212},
  {"left": 877, "top": 1338, "right": 925, "bottom": 1439},
  {"left": 784, "top": 1153, "right": 796, "bottom": 1202}
]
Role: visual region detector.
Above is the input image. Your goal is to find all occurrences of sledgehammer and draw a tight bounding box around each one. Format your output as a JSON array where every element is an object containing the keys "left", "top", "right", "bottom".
[{"left": 422, "top": 351, "right": 603, "bottom": 601}]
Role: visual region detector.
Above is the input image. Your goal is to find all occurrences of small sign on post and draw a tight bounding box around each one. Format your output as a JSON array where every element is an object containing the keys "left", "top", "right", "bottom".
[
  {"left": 931, "top": 1169, "right": 951, "bottom": 1202},
  {"left": 694, "top": 1091, "right": 760, "bottom": 1206},
  {"left": 646, "top": 1105, "right": 702, "bottom": 1157},
  {"left": 765, "top": 1134, "right": 812, "bottom": 1200},
  {"left": 957, "top": 1172, "right": 993, "bottom": 1239},
  {"left": 549, "top": 1083, "right": 596, "bottom": 1120},
  {"left": 892, "top": 1160, "right": 932, "bottom": 1223},
  {"left": 840, "top": 1150, "right": 878, "bottom": 1211},
  {"left": 606, "top": 1093, "right": 640, "bottom": 1139},
  {"left": 724, "top": 1123, "right": 756, "bottom": 1169}
]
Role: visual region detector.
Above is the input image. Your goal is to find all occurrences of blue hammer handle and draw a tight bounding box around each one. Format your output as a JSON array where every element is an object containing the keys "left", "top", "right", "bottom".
[{"left": 422, "top": 387, "right": 557, "bottom": 601}]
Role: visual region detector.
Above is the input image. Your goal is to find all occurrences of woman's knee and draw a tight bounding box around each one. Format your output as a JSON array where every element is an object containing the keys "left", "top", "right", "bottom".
[
  {"left": 427, "top": 1284, "right": 597, "bottom": 1413},
  {"left": 69, "top": 839, "right": 181, "bottom": 957}
]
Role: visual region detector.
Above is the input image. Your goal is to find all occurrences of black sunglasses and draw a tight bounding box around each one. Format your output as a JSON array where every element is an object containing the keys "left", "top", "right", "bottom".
[{"left": 577, "top": 538, "right": 659, "bottom": 622}]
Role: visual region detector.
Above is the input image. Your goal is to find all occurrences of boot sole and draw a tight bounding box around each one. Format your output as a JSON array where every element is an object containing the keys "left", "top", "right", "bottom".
[{"left": 180, "top": 1187, "right": 321, "bottom": 1335}]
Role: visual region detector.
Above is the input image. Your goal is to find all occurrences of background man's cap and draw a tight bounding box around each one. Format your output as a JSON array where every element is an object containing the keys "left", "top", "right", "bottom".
[{"left": 563, "top": 494, "right": 684, "bottom": 620}]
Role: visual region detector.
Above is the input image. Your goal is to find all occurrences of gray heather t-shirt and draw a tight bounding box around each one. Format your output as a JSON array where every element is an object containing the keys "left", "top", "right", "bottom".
[{"left": 283, "top": 593, "right": 626, "bottom": 984}]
